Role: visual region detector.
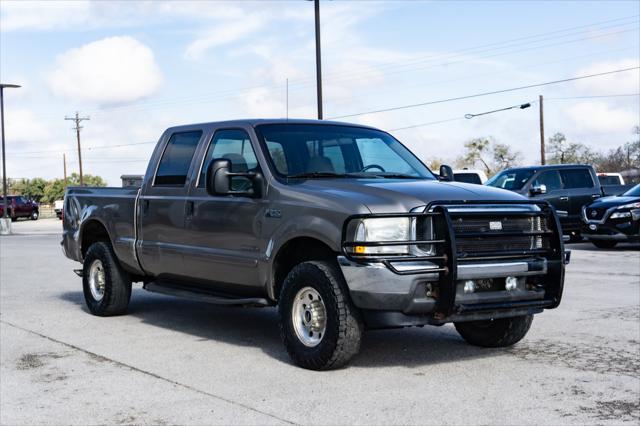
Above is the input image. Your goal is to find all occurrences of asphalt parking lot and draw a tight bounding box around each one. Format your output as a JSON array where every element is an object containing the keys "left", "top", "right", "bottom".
[{"left": 1, "top": 218, "right": 639, "bottom": 425}]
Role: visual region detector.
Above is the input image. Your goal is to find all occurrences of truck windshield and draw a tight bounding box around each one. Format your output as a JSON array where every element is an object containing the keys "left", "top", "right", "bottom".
[
  {"left": 486, "top": 169, "right": 535, "bottom": 190},
  {"left": 255, "top": 124, "right": 434, "bottom": 179},
  {"left": 622, "top": 184, "right": 640, "bottom": 196}
]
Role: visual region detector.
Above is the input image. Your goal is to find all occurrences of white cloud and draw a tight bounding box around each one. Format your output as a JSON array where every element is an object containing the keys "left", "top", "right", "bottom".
[
  {"left": 564, "top": 101, "right": 638, "bottom": 133},
  {"left": 47, "top": 36, "right": 163, "bottom": 105},
  {"left": 184, "top": 14, "right": 264, "bottom": 60},
  {"left": 573, "top": 58, "right": 640, "bottom": 94},
  {"left": 4, "top": 109, "right": 49, "bottom": 143},
  {"left": 0, "top": 0, "right": 91, "bottom": 31}
]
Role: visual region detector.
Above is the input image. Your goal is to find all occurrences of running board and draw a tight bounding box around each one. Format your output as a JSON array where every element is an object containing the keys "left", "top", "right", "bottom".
[{"left": 143, "top": 282, "right": 271, "bottom": 307}]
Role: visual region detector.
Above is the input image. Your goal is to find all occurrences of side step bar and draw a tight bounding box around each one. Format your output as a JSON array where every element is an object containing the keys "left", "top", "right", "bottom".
[{"left": 144, "top": 282, "right": 271, "bottom": 307}]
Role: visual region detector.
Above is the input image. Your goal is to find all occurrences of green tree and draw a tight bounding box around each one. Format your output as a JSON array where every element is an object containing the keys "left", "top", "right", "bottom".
[
  {"left": 8, "top": 178, "right": 48, "bottom": 201},
  {"left": 66, "top": 173, "right": 107, "bottom": 187},
  {"left": 42, "top": 179, "right": 67, "bottom": 203}
]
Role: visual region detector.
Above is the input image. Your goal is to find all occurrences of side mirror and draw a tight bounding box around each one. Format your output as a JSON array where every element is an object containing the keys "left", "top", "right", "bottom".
[
  {"left": 530, "top": 184, "right": 547, "bottom": 196},
  {"left": 439, "top": 164, "right": 454, "bottom": 182},
  {"left": 205, "top": 158, "right": 262, "bottom": 197}
]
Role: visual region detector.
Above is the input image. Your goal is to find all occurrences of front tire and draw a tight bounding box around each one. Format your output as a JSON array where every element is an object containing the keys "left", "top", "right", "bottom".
[
  {"left": 278, "top": 261, "right": 363, "bottom": 370},
  {"left": 82, "top": 242, "right": 132, "bottom": 316},
  {"left": 30, "top": 210, "right": 39, "bottom": 220},
  {"left": 455, "top": 315, "right": 533, "bottom": 348},
  {"left": 592, "top": 240, "right": 617, "bottom": 249}
]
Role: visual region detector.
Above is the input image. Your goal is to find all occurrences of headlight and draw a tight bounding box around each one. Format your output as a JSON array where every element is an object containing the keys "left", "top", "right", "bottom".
[
  {"left": 610, "top": 211, "right": 631, "bottom": 219},
  {"left": 345, "top": 217, "right": 435, "bottom": 256},
  {"left": 611, "top": 202, "right": 640, "bottom": 219},
  {"left": 347, "top": 217, "right": 411, "bottom": 255},
  {"left": 616, "top": 202, "right": 640, "bottom": 210}
]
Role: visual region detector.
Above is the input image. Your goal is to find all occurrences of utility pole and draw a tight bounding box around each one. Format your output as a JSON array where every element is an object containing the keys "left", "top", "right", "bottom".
[
  {"left": 539, "top": 95, "right": 545, "bottom": 165},
  {"left": 314, "top": 0, "right": 323, "bottom": 120},
  {"left": 1, "top": 84, "right": 21, "bottom": 234},
  {"left": 63, "top": 153, "right": 67, "bottom": 186},
  {"left": 65, "top": 112, "right": 89, "bottom": 186}
]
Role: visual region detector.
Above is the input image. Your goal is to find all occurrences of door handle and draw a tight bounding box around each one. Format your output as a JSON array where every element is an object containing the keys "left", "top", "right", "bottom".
[
  {"left": 559, "top": 197, "right": 569, "bottom": 201},
  {"left": 186, "top": 200, "right": 194, "bottom": 216}
]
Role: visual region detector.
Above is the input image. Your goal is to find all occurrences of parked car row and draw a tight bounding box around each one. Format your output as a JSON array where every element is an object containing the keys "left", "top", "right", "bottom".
[
  {"left": 0, "top": 196, "right": 39, "bottom": 221},
  {"left": 485, "top": 164, "right": 601, "bottom": 240},
  {"left": 479, "top": 164, "right": 638, "bottom": 248}
]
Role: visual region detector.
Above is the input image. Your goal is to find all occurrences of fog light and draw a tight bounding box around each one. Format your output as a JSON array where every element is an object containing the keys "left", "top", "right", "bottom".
[
  {"left": 463, "top": 280, "right": 476, "bottom": 294},
  {"left": 505, "top": 276, "right": 518, "bottom": 291}
]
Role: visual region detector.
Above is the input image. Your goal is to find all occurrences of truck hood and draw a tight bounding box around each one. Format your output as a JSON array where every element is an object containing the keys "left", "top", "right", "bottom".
[
  {"left": 587, "top": 195, "right": 640, "bottom": 209},
  {"left": 293, "top": 178, "right": 527, "bottom": 213}
]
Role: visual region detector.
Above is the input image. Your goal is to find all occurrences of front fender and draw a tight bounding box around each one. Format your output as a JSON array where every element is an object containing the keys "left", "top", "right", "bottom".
[{"left": 260, "top": 214, "right": 344, "bottom": 300}]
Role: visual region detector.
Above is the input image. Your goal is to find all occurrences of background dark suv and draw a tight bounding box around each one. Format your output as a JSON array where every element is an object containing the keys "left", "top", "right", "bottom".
[{"left": 486, "top": 164, "right": 601, "bottom": 239}]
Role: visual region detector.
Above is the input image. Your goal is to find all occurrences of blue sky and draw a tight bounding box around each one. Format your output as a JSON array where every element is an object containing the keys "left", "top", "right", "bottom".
[{"left": 1, "top": 0, "right": 639, "bottom": 185}]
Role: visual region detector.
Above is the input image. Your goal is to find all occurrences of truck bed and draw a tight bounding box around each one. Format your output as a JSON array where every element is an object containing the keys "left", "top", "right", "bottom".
[{"left": 63, "top": 186, "right": 141, "bottom": 274}]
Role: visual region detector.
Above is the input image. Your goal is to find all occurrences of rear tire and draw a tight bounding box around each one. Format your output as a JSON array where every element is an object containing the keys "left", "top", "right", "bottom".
[
  {"left": 82, "top": 242, "right": 132, "bottom": 316},
  {"left": 455, "top": 315, "right": 533, "bottom": 348},
  {"left": 278, "top": 261, "right": 363, "bottom": 370},
  {"left": 592, "top": 240, "right": 617, "bottom": 249}
]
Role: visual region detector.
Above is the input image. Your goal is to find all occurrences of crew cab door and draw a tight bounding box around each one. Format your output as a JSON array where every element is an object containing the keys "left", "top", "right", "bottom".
[
  {"left": 137, "top": 130, "right": 204, "bottom": 279},
  {"left": 528, "top": 170, "right": 570, "bottom": 214},
  {"left": 559, "top": 168, "right": 600, "bottom": 215},
  {"left": 181, "top": 128, "right": 266, "bottom": 294},
  {"left": 14, "top": 197, "right": 29, "bottom": 216}
]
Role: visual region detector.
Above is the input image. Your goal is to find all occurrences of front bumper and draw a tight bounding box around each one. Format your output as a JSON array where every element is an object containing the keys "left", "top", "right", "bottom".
[
  {"left": 582, "top": 210, "right": 640, "bottom": 242},
  {"left": 339, "top": 201, "right": 567, "bottom": 327},
  {"left": 339, "top": 256, "right": 553, "bottom": 313}
]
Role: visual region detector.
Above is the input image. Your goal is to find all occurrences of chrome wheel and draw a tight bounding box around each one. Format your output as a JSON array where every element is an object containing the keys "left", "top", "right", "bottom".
[
  {"left": 88, "top": 259, "right": 106, "bottom": 302},
  {"left": 292, "top": 287, "right": 327, "bottom": 347}
]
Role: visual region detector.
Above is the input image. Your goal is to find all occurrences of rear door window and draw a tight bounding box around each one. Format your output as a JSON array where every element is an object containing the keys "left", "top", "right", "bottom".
[
  {"left": 560, "top": 169, "right": 594, "bottom": 189},
  {"left": 154, "top": 131, "right": 203, "bottom": 186}
]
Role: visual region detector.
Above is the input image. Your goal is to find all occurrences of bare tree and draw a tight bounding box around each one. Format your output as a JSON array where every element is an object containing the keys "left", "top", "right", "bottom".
[{"left": 457, "top": 137, "right": 521, "bottom": 175}]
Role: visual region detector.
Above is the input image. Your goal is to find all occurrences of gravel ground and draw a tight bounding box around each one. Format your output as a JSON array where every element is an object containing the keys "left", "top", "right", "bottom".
[{"left": 1, "top": 218, "right": 639, "bottom": 425}]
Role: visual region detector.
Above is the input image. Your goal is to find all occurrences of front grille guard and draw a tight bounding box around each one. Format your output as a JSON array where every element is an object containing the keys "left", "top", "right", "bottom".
[{"left": 341, "top": 200, "right": 566, "bottom": 316}]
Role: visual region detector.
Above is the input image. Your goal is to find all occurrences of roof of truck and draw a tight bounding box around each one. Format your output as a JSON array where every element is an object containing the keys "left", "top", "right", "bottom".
[
  {"left": 502, "top": 164, "right": 594, "bottom": 171},
  {"left": 165, "top": 118, "right": 379, "bottom": 133}
]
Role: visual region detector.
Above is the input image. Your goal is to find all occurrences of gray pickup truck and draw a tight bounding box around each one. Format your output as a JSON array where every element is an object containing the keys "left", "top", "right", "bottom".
[{"left": 62, "top": 119, "right": 568, "bottom": 370}]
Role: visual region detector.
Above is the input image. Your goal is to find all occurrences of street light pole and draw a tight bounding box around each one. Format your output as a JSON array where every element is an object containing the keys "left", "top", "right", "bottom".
[
  {"left": 314, "top": 0, "right": 323, "bottom": 120},
  {"left": 1, "top": 83, "right": 21, "bottom": 233}
]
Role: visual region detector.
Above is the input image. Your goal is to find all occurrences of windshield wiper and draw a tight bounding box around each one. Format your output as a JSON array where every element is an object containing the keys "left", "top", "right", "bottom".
[
  {"left": 287, "top": 171, "right": 348, "bottom": 179},
  {"left": 373, "top": 173, "right": 420, "bottom": 179}
]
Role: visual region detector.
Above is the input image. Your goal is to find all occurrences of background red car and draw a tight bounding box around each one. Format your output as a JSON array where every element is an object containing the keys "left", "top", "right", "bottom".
[{"left": 0, "top": 196, "right": 39, "bottom": 221}]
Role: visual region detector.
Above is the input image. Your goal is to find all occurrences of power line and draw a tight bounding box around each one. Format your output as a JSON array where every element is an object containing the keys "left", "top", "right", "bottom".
[
  {"left": 387, "top": 93, "right": 640, "bottom": 132},
  {"left": 328, "top": 67, "right": 640, "bottom": 119},
  {"left": 60, "top": 15, "right": 637, "bottom": 117},
  {"left": 307, "top": 20, "right": 639, "bottom": 86},
  {"left": 464, "top": 102, "right": 531, "bottom": 119},
  {"left": 323, "top": 44, "right": 638, "bottom": 109},
  {"left": 388, "top": 117, "right": 467, "bottom": 132},
  {"left": 12, "top": 140, "right": 157, "bottom": 156}
]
